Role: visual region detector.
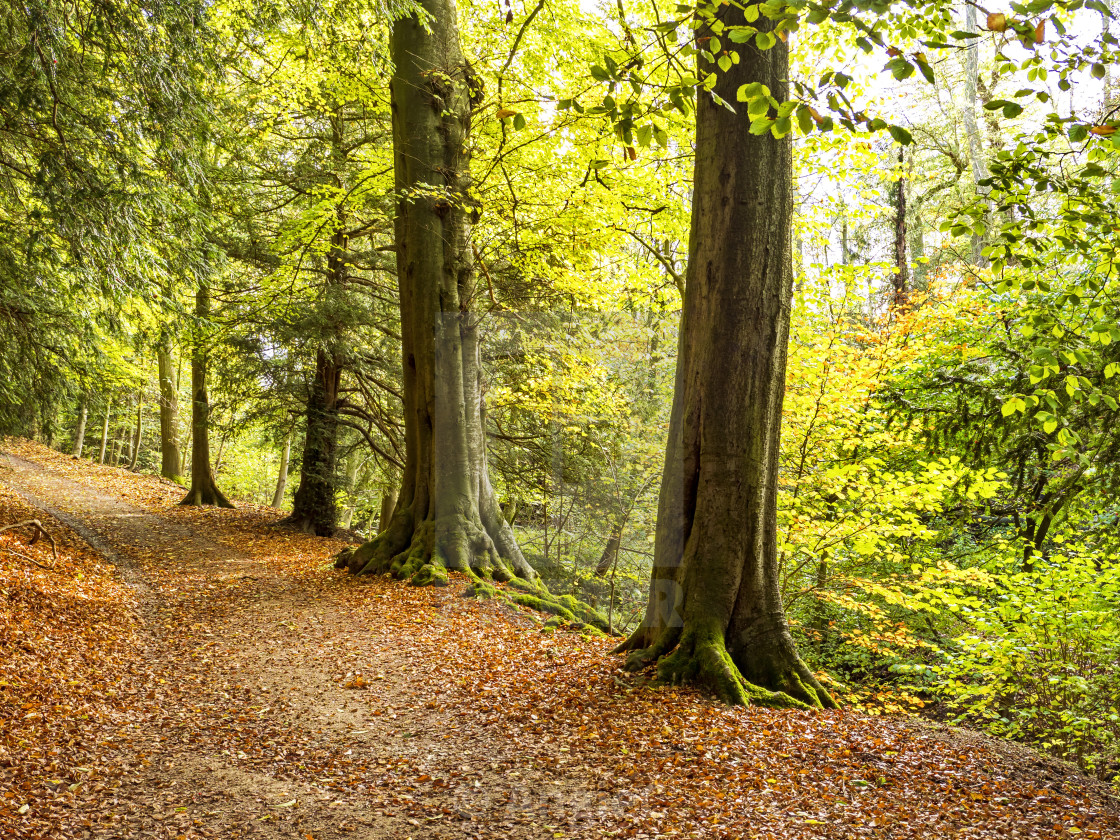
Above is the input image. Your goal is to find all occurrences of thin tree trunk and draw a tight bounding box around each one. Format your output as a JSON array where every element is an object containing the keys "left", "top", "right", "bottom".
[
  {"left": 378, "top": 486, "right": 398, "bottom": 534},
  {"left": 98, "top": 400, "right": 112, "bottom": 464},
  {"left": 891, "top": 147, "right": 910, "bottom": 309},
  {"left": 72, "top": 400, "right": 88, "bottom": 458},
  {"left": 615, "top": 6, "right": 833, "bottom": 709},
  {"left": 339, "top": 454, "right": 362, "bottom": 530},
  {"left": 272, "top": 432, "right": 291, "bottom": 508},
  {"left": 180, "top": 284, "right": 233, "bottom": 508},
  {"left": 341, "top": 0, "right": 535, "bottom": 584},
  {"left": 595, "top": 521, "right": 625, "bottom": 577},
  {"left": 157, "top": 332, "right": 182, "bottom": 480},
  {"left": 128, "top": 400, "right": 142, "bottom": 470},
  {"left": 963, "top": 2, "right": 991, "bottom": 267}
]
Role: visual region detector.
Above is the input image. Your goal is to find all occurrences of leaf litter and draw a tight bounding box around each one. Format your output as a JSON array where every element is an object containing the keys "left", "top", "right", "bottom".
[{"left": 1, "top": 438, "right": 1117, "bottom": 839}]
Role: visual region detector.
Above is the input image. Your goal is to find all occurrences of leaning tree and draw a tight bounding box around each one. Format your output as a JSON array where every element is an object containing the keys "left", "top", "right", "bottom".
[
  {"left": 338, "top": 0, "right": 536, "bottom": 584},
  {"left": 615, "top": 3, "right": 835, "bottom": 708}
]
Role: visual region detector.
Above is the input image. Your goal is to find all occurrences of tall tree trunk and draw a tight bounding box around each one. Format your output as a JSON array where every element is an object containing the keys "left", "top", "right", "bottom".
[
  {"left": 285, "top": 349, "right": 342, "bottom": 534},
  {"left": 341, "top": 0, "right": 535, "bottom": 584},
  {"left": 272, "top": 432, "right": 291, "bottom": 508},
  {"left": 339, "top": 453, "right": 363, "bottom": 530},
  {"left": 615, "top": 7, "right": 834, "bottom": 709},
  {"left": 908, "top": 194, "right": 927, "bottom": 289},
  {"left": 98, "top": 400, "right": 112, "bottom": 464},
  {"left": 72, "top": 399, "right": 88, "bottom": 458},
  {"left": 157, "top": 332, "right": 182, "bottom": 480},
  {"left": 180, "top": 284, "right": 233, "bottom": 508},
  {"left": 963, "top": 2, "right": 991, "bottom": 267},
  {"left": 286, "top": 110, "right": 349, "bottom": 536},
  {"left": 128, "top": 399, "right": 142, "bottom": 470},
  {"left": 378, "top": 486, "right": 398, "bottom": 534},
  {"left": 891, "top": 147, "right": 910, "bottom": 309}
]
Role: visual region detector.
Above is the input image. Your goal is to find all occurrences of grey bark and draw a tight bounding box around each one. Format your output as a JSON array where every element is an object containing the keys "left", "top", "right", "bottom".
[
  {"left": 157, "top": 333, "right": 182, "bottom": 480},
  {"left": 341, "top": 0, "right": 534, "bottom": 582},
  {"left": 72, "top": 400, "right": 88, "bottom": 458},
  {"left": 271, "top": 432, "right": 291, "bottom": 509},
  {"left": 616, "top": 6, "right": 833, "bottom": 708},
  {"left": 378, "top": 486, "right": 398, "bottom": 534},
  {"left": 97, "top": 400, "right": 112, "bottom": 464},
  {"left": 963, "top": 2, "right": 991, "bottom": 267},
  {"left": 128, "top": 399, "right": 142, "bottom": 470}
]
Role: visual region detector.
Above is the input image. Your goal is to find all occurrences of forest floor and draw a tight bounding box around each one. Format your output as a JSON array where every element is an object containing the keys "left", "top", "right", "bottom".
[{"left": 0, "top": 439, "right": 1118, "bottom": 840}]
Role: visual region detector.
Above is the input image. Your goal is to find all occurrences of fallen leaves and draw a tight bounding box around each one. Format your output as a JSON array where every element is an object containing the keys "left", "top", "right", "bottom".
[{"left": 2, "top": 437, "right": 1119, "bottom": 840}]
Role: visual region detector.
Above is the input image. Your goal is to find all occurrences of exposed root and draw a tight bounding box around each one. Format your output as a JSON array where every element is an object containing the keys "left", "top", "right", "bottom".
[
  {"left": 658, "top": 626, "right": 807, "bottom": 708},
  {"left": 179, "top": 485, "right": 234, "bottom": 508},
  {"left": 621, "top": 622, "right": 836, "bottom": 710},
  {"left": 738, "top": 639, "right": 838, "bottom": 710},
  {"left": 333, "top": 511, "right": 611, "bottom": 632}
]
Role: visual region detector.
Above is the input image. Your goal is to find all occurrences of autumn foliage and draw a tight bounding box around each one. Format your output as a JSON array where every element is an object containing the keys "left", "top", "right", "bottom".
[{"left": 1, "top": 440, "right": 1118, "bottom": 839}]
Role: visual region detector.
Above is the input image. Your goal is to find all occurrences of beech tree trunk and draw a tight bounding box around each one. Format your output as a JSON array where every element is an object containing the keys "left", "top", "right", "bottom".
[
  {"left": 157, "top": 332, "right": 182, "bottom": 480},
  {"left": 272, "top": 432, "right": 291, "bottom": 508},
  {"left": 72, "top": 400, "right": 88, "bottom": 457},
  {"left": 127, "top": 399, "right": 142, "bottom": 470},
  {"left": 340, "top": 0, "right": 534, "bottom": 584},
  {"left": 963, "top": 2, "right": 991, "bottom": 267},
  {"left": 378, "top": 486, "right": 398, "bottom": 534},
  {"left": 180, "top": 285, "right": 233, "bottom": 508},
  {"left": 97, "top": 400, "right": 112, "bottom": 464},
  {"left": 616, "top": 7, "right": 835, "bottom": 709},
  {"left": 285, "top": 348, "right": 342, "bottom": 534}
]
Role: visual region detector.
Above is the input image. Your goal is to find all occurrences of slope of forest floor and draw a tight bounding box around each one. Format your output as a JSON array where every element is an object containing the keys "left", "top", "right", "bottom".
[{"left": 0, "top": 437, "right": 1117, "bottom": 840}]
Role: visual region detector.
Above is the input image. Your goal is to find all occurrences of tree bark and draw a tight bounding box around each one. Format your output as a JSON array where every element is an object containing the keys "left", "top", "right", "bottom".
[
  {"left": 891, "top": 147, "right": 910, "bottom": 309},
  {"left": 157, "top": 332, "right": 182, "bottom": 480},
  {"left": 378, "top": 486, "right": 398, "bottom": 534},
  {"left": 72, "top": 400, "right": 88, "bottom": 458},
  {"left": 127, "top": 399, "right": 142, "bottom": 470},
  {"left": 97, "top": 400, "right": 112, "bottom": 464},
  {"left": 272, "top": 432, "right": 291, "bottom": 508},
  {"left": 285, "top": 108, "right": 350, "bottom": 536},
  {"left": 180, "top": 284, "right": 233, "bottom": 507},
  {"left": 340, "top": 0, "right": 535, "bottom": 584},
  {"left": 285, "top": 348, "right": 342, "bottom": 534},
  {"left": 963, "top": 2, "right": 991, "bottom": 267},
  {"left": 595, "top": 522, "right": 624, "bottom": 577},
  {"left": 615, "top": 8, "right": 834, "bottom": 709}
]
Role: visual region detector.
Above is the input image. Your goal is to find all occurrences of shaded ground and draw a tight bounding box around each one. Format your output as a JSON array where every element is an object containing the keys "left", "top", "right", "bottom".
[{"left": 1, "top": 438, "right": 1118, "bottom": 839}]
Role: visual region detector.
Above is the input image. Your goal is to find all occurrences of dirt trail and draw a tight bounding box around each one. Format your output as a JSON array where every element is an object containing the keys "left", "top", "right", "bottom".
[
  {"left": 0, "top": 449, "right": 595, "bottom": 840},
  {"left": 4, "top": 443, "right": 1120, "bottom": 840}
]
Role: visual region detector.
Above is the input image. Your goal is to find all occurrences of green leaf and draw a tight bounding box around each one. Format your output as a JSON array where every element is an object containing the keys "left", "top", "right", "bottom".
[{"left": 888, "top": 125, "right": 913, "bottom": 145}]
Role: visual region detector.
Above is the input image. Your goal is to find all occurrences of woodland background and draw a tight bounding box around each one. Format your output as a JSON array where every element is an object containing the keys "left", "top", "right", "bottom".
[{"left": 4, "top": 0, "right": 1120, "bottom": 782}]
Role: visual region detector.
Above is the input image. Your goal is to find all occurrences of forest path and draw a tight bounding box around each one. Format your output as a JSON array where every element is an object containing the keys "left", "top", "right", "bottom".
[
  {"left": 3, "top": 439, "right": 1120, "bottom": 840},
  {"left": 0, "top": 445, "right": 593, "bottom": 840}
]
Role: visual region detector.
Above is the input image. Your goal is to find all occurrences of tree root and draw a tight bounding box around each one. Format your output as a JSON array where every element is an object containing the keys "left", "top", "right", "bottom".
[
  {"left": 179, "top": 485, "right": 234, "bottom": 508},
  {"left": 621, "top": 623, "right": 836, "bottom": 710},
  {"left": 332, "top": 514, "right": 611, "bottom": 633}
]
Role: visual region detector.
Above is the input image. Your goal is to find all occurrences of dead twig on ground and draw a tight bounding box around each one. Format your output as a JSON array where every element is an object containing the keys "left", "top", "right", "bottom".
[{"left": 0, "top": 519, "right": 59, "bottom": 569}]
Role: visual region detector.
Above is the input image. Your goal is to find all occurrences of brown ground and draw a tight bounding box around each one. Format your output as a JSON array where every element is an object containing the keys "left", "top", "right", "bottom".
[{"left": 1, "top": 438, "right": 1118, "bottom": 840}]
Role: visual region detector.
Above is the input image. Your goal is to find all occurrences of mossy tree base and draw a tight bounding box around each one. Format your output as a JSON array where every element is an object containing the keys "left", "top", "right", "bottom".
[
  {"left": 179, "top": 483, "right": 234, "bottom": 508},
  {"left": 618, "top": 622, "right": 834, "bottom": 710},
  {"left": 334, "top": 514, "right": 610, "bottom": 633}
]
